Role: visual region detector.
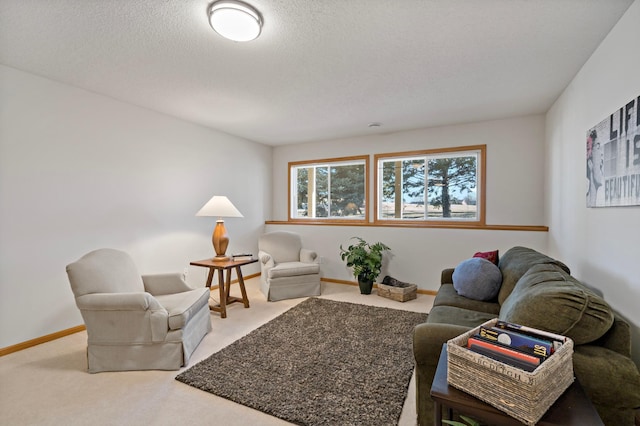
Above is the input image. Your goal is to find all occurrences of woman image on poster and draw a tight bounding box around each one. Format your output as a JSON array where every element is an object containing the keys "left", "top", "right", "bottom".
[{"left": 586, "top": 129, "right": 604, "bottom": 207}]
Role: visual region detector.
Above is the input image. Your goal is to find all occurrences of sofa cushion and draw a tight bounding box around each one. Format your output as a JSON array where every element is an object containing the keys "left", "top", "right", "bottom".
[
  {"left": 452, "top": 258, "right": 502, "bottom": 301},
  {"left": 499, "top": 264, "right": 614, "bottom": 344},
  {"left": 427, "top": 305, "right": 497, "bottom": 328},
  {"left": 434, "top": 284, "right": 501, "bottom": 315},
  {"left": 497, "top": 246, "right": 571, "bottom": 304},
  {"left": 473, "top": 249, "right": 499, "bottom": 265}
]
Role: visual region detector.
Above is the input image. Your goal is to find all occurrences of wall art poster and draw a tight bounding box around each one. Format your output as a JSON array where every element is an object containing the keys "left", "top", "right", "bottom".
[{"left": 586, "top": 94, "right": 640, "bottom": 207}]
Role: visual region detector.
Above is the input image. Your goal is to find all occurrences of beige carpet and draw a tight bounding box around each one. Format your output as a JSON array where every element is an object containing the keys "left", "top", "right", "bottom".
[{"left": 0, "top": 279, "right": 434, "bottom": 426}]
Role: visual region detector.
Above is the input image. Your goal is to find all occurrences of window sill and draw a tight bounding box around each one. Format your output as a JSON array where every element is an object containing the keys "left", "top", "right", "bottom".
[{"left": 265, "top": 220, "right": 548, "bottom": 232}]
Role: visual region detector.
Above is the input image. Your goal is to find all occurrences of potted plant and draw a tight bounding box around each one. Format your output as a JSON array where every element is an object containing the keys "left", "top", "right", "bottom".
[{"left": 339, "top": 237, "right": 391, "bottom": 294}]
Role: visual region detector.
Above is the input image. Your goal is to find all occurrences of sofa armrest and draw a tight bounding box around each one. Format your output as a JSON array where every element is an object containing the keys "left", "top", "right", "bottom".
[
  {"left": 441, "top": 268, "right": 455, "bottom": 285},
  {"left": 574, "top": 344, "right": 640, "bottom": 409},
  {"left": 592, "top": 316, "right": 632, "bottom": 357},
  {"left": 413, "top": 322, "right": 472, "bottom": 366},
  {"left": 142, "top": 273, "right": 193, "bottom": 295},
  {"left": 413, "top": 322, "right": 473, "bottom": 426}
]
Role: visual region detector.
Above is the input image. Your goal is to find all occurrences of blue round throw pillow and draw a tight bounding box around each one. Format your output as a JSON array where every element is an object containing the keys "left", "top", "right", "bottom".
[{"left": 452, "top": 257, "right": 502, "bottom": 301}]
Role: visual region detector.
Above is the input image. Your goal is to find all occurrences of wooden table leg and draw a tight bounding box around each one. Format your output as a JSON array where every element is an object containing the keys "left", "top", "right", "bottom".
[
  {"left": 217, "top": 268, "right": 227, "bottom": 319},
  {"left": 224, "top": 268, "right": 232, "bottom": 304},
  {"left": 235, "top": 266, "right": 250, "bottom": 308},
  {"left": 434, "top": 401, "right": 443, "bottom": 426},
  {"left": 205, "top": 268, "right": 214, "bottom": 289},
  {"left": 191, "top": 258, "right": 256, "bottom": 318}
]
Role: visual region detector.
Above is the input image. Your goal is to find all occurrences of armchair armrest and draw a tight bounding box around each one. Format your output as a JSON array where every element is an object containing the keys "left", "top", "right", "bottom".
[
  {"left": 75, "top": 292, "right": 168, "bottom": 342},
  {"left": 75, "top": 292, "right": 165, "bottom": 311},
  {"left": 142, "top": 273, "right": 193, "bottom": 295},
  {"left": 258, "top": 250, "right": 274, "bottom": 267},
  {"left": 300, "top": 248, "right": 318, "bottom": 263}
]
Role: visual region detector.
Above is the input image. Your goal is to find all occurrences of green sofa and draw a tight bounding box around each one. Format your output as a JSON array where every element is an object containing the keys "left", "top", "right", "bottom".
[{"left": 413, "top": 246, "right": 640, "bottom": 426}]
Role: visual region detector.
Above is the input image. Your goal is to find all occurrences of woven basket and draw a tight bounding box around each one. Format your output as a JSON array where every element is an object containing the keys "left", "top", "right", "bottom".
[
  {"left": 376, "top": 282, "right": 417, "bottom": 302},
  {"left": 447, "top": 319, "right": 574, "bottom": 426}
]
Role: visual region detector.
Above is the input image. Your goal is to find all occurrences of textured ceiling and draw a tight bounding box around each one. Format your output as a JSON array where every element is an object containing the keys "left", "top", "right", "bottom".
[{"left": 0, "top": 0, "right": 634, "bottom": 145}]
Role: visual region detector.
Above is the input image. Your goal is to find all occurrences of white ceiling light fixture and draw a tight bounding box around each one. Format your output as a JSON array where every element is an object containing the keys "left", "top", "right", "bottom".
[{"left": 208, "top": 0, "right": 262, "bottom": 42}]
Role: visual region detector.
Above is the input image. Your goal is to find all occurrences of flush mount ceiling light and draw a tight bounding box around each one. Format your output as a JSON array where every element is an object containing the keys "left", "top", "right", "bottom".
[{"left": 208, "top": 0, "right": 262, "bottom": 42}]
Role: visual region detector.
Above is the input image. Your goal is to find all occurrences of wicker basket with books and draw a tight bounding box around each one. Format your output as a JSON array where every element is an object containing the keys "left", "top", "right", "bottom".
[
  {"left": 447, "top": 318, "right": 574, "bottom": 426},
  {"left": 377, "top": 275, "right": 417, "bottom": 302},
  {"left": 376, "top": 283, "right": 417, "bottom": 302}
]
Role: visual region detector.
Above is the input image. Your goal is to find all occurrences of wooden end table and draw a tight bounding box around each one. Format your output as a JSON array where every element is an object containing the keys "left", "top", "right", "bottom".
[
  {"left": 189, "top": 257, "right": 258, "bottom": 318},
  {"left": 430, "top": 345, "right": 603, "bottom": 426}
]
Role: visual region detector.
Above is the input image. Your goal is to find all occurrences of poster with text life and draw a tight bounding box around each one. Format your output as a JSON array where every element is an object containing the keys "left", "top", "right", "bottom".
[{"left": 586, "top": 94, "right": 640, "bottom": 207}]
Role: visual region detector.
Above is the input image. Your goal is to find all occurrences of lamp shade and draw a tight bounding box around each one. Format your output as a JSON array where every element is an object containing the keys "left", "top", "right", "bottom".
[{"left": 196, "top": 196, "right": 244, "bottom": 218}]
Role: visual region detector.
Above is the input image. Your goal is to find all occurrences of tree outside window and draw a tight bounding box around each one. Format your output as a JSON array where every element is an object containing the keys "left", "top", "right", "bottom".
[
  {"left": 375, "top": 146, "right": 485, "bottom": 224},
  {"left": 290, "top": 156, "right": 368, "bottom": 221}
]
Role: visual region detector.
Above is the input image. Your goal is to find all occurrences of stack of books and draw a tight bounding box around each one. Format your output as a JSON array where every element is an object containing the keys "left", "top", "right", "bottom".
[
  {"left": 448, "top": 319, "right": 575, "bottom": 425},
  {"left": 466, "top": 321, "right": 566, "bottom": 372},
  {"left": 231, "top": 253, "right": 254, "bottom": 261}
]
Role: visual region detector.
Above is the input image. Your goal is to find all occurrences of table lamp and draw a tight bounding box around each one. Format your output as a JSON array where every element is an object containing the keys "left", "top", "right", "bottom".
[{"left": 196, "top": 195, "right": 244, "bottom": 261}]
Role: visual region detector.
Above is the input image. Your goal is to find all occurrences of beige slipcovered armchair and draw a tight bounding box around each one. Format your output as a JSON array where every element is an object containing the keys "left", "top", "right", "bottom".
[
  {"left": 258, "top": 231, "right": 321, "bottom": 301},
  {"left": 66, "top": 248, "right": 212, "bottom": 373}
]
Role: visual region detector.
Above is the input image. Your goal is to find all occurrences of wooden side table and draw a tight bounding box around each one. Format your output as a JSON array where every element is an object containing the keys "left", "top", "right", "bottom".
[
  {"left": 190, "top": 257, "right": 258, "bottom": 318},
  {"left": 430, "top": 345, "right": 603, "bottom": 426}
]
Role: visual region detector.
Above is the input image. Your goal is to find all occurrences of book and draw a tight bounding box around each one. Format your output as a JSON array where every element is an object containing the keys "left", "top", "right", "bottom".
[
  {"left": 467, "top": 341, "right": 539, "bottom": 372},
  {"left": 467, "top": 336, "right": 542, "bottom": 371},
  {"left": 479, "top": 326, "right": 553, "bottom": 358},
  {"left": 474, "top": 333, "right": 549, "bottom": 365},
  {"left": 471, "top": 334, "right": 546, "bottom": 361},
  {"left": 494, "top": 320, "right": 566, "bottom": 351},
  {"left": 232, "top": 253, "right": 254, "bottom": 261}
]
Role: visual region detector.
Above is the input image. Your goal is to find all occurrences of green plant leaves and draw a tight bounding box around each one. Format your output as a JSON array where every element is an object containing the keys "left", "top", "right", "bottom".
[
  {"left": 442, "top": 415, "right": 483, "bottom": 426},
  {"left": 442, "top": 421, "right": 468, "bottom": 426},
  {"left": 339, "top": 237, "right": 390, "bottom": 283}
]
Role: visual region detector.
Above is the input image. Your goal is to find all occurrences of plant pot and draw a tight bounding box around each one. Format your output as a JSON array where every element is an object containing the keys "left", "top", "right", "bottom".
[{"left": 357, "top": 275, "right": 374, "bottom": 295}]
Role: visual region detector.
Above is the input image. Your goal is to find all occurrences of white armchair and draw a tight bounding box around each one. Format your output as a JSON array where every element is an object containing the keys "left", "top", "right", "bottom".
[
  {"left": 258, "top": 231, "right": 321, "bottom": 301},
  {"left": 66, "top": 248, "right": 212, "bottom": 373}
]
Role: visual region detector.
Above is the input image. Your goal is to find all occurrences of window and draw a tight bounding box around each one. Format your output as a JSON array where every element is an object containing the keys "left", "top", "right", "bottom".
[
  {"left": 289, "top": 156, "right": 369, "bottom": 221},
  {"left": 375, "top": 145, "right": 485, "bottom": 224}
]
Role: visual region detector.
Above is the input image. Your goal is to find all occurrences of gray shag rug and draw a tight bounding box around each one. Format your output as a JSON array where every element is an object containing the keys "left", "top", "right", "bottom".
[{"left": 176, "top": 297, "right": 427, "bottom": 425}]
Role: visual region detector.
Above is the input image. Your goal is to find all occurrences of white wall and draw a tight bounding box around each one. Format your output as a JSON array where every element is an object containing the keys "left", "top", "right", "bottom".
[
  {"left": 545, "top": 0, "right": 640, "bottom": 364},
  {"left": 269, "top": 115, "right": 549, "bottom": 290},
  {"left": 0, "top": 65, "right": 271, "bottom": 349}
]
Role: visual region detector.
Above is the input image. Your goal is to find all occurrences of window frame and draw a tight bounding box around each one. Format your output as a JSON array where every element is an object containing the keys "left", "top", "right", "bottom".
[
  {"left": 288, "top": 155, "right": 370, "bottom": 223},
  {"left": 374, "top": 145, "right": 486, "bottom": 226}
]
